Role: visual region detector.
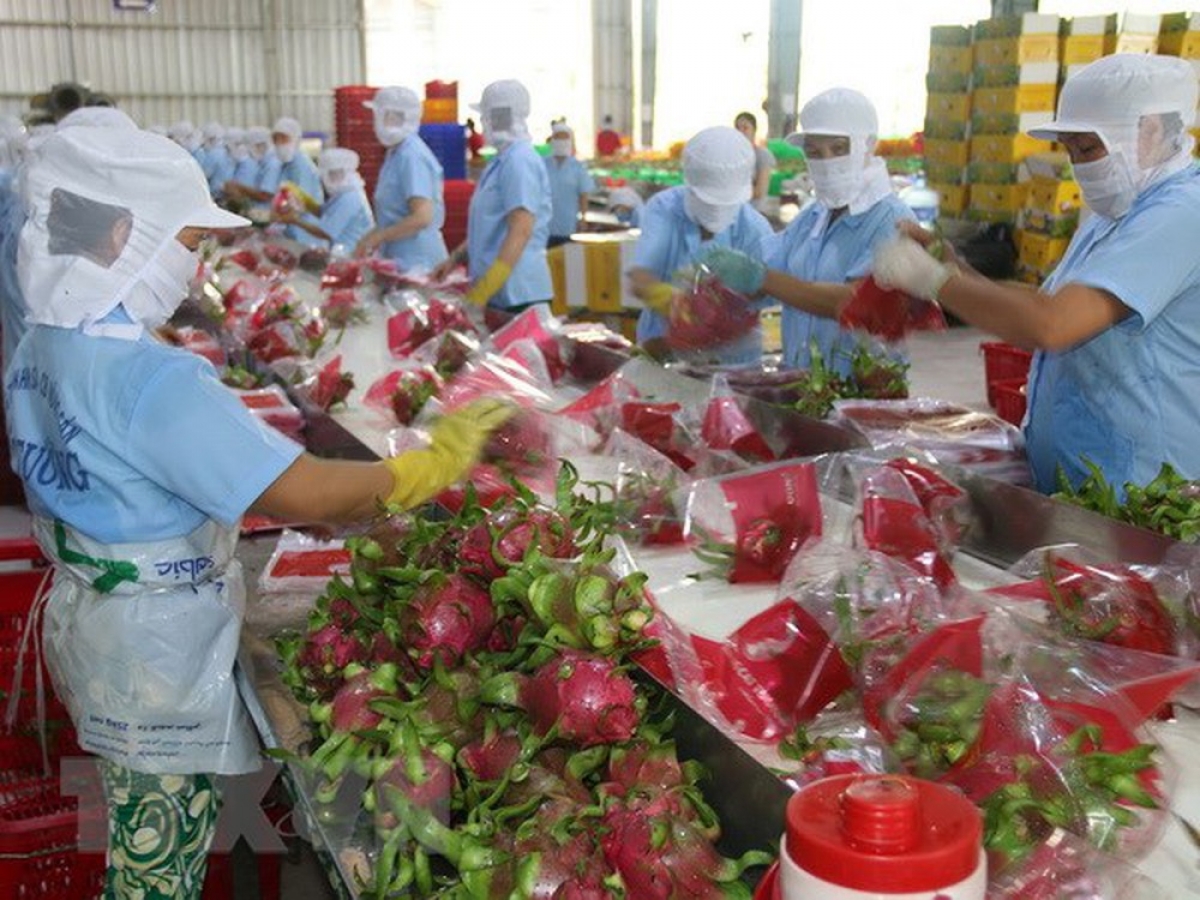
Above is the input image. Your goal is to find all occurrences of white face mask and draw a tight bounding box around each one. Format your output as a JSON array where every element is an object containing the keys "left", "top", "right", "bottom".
[
  {"left": 375, "top": 124, "right": 406, "bottom": 147},
  {"left": 684, "top": 190, "right": 738, "bottom": 235},
  {"left": 251, "top": 143, "right": 268, "bottom": 161},
  {"left": 122, "top": 239, "right": 197, "bottom": 330},
  {"left": 231, "top": 145, "right": 249, "bottom": 162},
  {"left": 275, "top": 142, "right": 296, "bottom": 164},
  {"left": 550, "top": 138, "right": 572, "bottom": 157},
  {"left": 1073, "top": 151, "right": 1137, "bottom": 219},
  {"left": 322, "top": 171, "right": 353, "bottom": 195},
  {"left": 807, "top": 155, "right": 863, "bottom": 210}
]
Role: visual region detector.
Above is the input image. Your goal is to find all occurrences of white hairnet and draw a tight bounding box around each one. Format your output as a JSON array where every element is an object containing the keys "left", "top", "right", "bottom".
[
  {"left": 365, "top": 86, "right": 421, "bottom": 117},
  {"left": 246, "top": 126, "right": 271, "bottom": 146},
  {"left": 682, "top": 126, "right": 755, "bottom": 206},
  {"left": 0, "top": 114, "right": 28, "bottom": 171},
  {"left": 788, "top": 88, "right": 886, "bottom": 211},
  {"left": 201, "top": 121, "right": 225, "bottom": 142},
  {"left": 319, "top": 147, "right": 360, "bottom": 174},
  {"left": 471, "top": 80, "right": 532, "bottom": 146},
  {"left": 167, "top": 120, "right": 195, "bottom": 143},
  {"left": 18, "top": 126, "right": 247, "bottom": 335},
  {"left": 607, "top": 186, "right": 643, "bottom": 210},
  {"left": 58, "top": 107, "right": 138, "bottom": 131},
  {"left": 551, "top": 122, "right": 574, "bottom": 139},
  {"left": 224, "top": 126, "right": 245, "bottom": 144},
  {"left": 272, "top": 117, "right": 301, "bottom": 141},
  {"left": 791, "top": 88, "right": 879, "bottom": 145}
]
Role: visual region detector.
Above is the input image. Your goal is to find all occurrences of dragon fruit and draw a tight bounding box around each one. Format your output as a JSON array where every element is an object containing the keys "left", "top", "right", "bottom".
[
  {"left": 667, "top": 277, "right": 758, "bottom": 352},
  {"left": 371, "top": 725, "right": 457, "bottom": 830},
  {"left": 286, "top": 623, "right": 368, "bottom": 701},
  {"left": 320, "top": 259, "right": 365, "bottom": 290},
  {"left": 435, "top": 330, "right": 479, "bottom": 377},
  {"left": 458, "top": 728, "right": 523, "bottom": 783},
  {"left": 320, "top": 288, "right": 366, "bottom": 328},
  {"left": 459, "top": 505, "right": 576, "bottom": 581},
  {"left": 400, "top": 573, "right": 496, "bottom": 669},
  {"left": 507, "top": 562, "right": 652, "bottom": 653},
  {"left": 307, "top": 663, "right": 400, "bottom": 780},
  {"left": 308, "top": 355, "right": 355, "bottom": 411},
  {"left": 483, "top": 410, "right": 554, "bottom": 478},
  {"left": 502, "top": 650, "right": 642, "bottom": 747},
  {"left": 389, "top": 369, "right": 441, "bottom": 426}
]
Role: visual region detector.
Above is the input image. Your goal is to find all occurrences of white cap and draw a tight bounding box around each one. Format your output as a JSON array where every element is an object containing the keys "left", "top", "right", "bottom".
[
  {"left": 18, "top": 126, "right": 248, "bottom": 330},
  {"left": 247, "top": 125, "right": 271, "bottom": 146},
  {"left": 787, "top": 88, "right": 879, "bottom": 145},
  {"left": 201, "top": 121, "right": 225, "bottom": 141},
  {"left": 607, "top": 186, "right": 643, "bottom": 209},
  {"left": 167, "top": 119, "right": 195, "bottom": 142},
  {"left": 681, "top": 126, "right": 755, "bottom": 206},
  {"left": 1028, "top": 54, "right": 1199, "bottom": 140},
  {"left": 319, "top": 146, "right": 360, "bottom": 174},
  {"left": 470, "top": 79, "right": 532, "bottom": 119},
  {"left": 58, "top": 107, "right": 138, "bottom": 131},
  {"left": 365, "top": 86, "right": 421, "bottom": 116},
  {"left": 551, "top": 121, "right": 574, "bottom": 138},
  {"left": 272, "top": 116, "right": 301, "bottom": 141}
]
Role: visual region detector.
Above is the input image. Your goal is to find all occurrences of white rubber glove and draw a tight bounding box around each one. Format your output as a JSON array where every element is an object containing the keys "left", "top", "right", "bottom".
[{"left": 872, "top": 236, "right": 954, "bottom": 301}]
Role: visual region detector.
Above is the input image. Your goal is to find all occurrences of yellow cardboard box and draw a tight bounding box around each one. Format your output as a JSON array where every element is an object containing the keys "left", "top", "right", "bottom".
[
  {"left": 1022, "top": 207, "right": 1079, "bottom": 238},
  {"left": 1060, "top": 34, "right": 1106, "bottom": 64},
  {"left": 547, "top": 244, "right": 568, "bottom": 315},
  {"left": 971, "top": 109, "right": 1054, "bottom": 137},
  {"left": 929, "top": 44, "right": 973, "bottom": 74},
  {"left": 975, "top": 13, "right": 1060, "bottom": 40},
  {"left": 974, "top": 34, "right": 1060, "bottom": 67},
  {"left": 971, "top": 182, "right": 1029, "bottom": 213},
  {"left": 973, "top": 84, "right": 1057, "bottom": 114},
  {"left": 925, "top": 138, "right": 971, "bottom": 168},
  {"left": 970, "top": 134, "right": 1053, "bottom": 165},
  {"left": 1060, "top": 14, "right": 1116, "bottom": 36},
  {"left": 931, "top": 25, "right": 972, "bottom": 46},
  {"left": 1017, "top": 229, "right": 1071, "bottom": 273},
  {"left": 926, "top": 92, "right": 972, "bottom": 122},
  {"left": 932, "top": 183, "right": 970, "bottom": 215},
  {"left": 1025, "top": 176, "right": 1080, "bottom": 215},
  {"left": 583, "top": 241, "right": 624, "bottom": 314},
  {"left": 924, "top": 117, "right": 969, "bottom": 141},
  {"left": 1107, "top": 33, "right": 1159, "bottom": 54},
  {"left": 973, "top": 62, "right": 1059, "bottom": 87}
]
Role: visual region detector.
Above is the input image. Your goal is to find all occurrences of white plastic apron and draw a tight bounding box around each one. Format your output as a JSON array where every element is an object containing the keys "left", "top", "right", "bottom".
[{"left": 34, "top": 515, "right": 260, "bottom": 775}]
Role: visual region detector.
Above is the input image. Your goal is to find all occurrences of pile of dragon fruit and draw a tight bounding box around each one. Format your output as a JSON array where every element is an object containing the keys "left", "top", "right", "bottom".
[{"left": 277, "top": 467, "right": 770, "bottom": 898}]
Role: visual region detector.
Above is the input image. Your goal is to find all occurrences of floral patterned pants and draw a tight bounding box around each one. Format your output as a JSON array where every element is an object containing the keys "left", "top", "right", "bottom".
[{"left": 98, "top": 761, "right": 220, "bottom": 900}]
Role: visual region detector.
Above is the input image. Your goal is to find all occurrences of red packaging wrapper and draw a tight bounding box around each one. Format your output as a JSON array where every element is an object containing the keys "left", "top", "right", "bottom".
[
  {"left": 700, "top": 374, "right": 775, "bottom": 463},
  {"left": 386, "top": 292, "right": 476, "bottom": 359},
  {"left": 619, "top": 401, "right": 697, "bottom": 471},
  {"left": 363, "top": 367, "right": 442, "bottom": 426},
  {"left": 248, "top": 284, "right": 303, "bottom": 332},
  {"left": 162, "top": 325, "right": 226, "bottom": 368},
  {"left": 296, "top": 354, "right": 355, "bottom": 412},
  {"left": 319, "top": 288, "right": 367, "bottom": 328},
  {"left": 260, "top": 242, "right": 298, "bottom": 271},
  {"left": 686, "top": 463, "right": 823, "bottom": 583},
  {"left": 319, "top": 259, "right": 365, "bottom": 290},
  {"left": 667, "top": 275, "right": 758, "bottom": 352},
  {"left": 258, "top": 530, "right": 350, "bottom": 595},
  {"left": 435, "top": 464, "right": 520, "bottom": 513},
  {"left": 481, "top": 407, "right": 557, "bottom": 482},
  {"left": 856, "top": 463, "right": 958, "bottom": 590},
  {"left": 246, "top": 321, "right": 303, "bottom": 364},
  {"left": 557, "top": 373, "right": 640, "bottom": 436},
  {"left": 606, "top": 429, "right": 690, "bottom": 547},
  {"left": 691, "top": 600, "right": 854, "bottom": 740},
  {"left": 438, "top": 353, "right": 554, "bottom": 412},
  {"left": 488, "top": 305, "right": 567, "bottom": 382},
  {"left": 838, "top": 274, "right": 947, "bottom": 343},
  {"left": 225, "top": 248, "right": 260, "bottom": 273}
]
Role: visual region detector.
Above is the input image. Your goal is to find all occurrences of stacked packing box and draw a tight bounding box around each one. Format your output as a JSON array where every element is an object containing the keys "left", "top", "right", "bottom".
[
  {"left": 1061, "top": 13, "right": 1162, "bottom": 82},
  {"left": 1015, "top": 153, "right": 1079, "bottom": 283},
  {"left": 968, "top": 13, "right": 1060, "bottom": 224},
  {"left": 1157, "top": 12, "right": 1200, "bottom": 154},
  {"left": 925, "top": 25, "right": 974, "bottom": 218}
]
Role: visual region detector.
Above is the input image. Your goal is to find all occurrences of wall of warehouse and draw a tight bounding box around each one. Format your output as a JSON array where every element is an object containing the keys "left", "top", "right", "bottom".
[{"left": 0, "top": 0, "right": 363, "bottom": 136}]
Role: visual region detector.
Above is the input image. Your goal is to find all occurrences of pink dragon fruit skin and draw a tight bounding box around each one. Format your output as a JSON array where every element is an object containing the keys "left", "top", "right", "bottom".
[
  {"left": 401, "top": 574, "right": 496, "bottom": 669},
  {"left": 460, "top": 507, "right": 576, "bottom": 580},
  {"left": 601, "top": 806, "right": 731, "bottom": 900},
  {"left": 523, "top": 650, "right": 640, "bottom": 747}
]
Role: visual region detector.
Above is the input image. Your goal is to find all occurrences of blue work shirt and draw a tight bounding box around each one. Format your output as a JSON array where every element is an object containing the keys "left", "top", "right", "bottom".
[
  {"left": 1025, "top": 166, "right": 1200, "bottom": 496},
  {"left": 544, "top": 156, "right": 595, "bottom": 239},
  {"left": 763, "top": 195, "right": 913, "bottom": 375},
  {"left": 0, "top": 172, "right": 26, "bottom": 373},
  {"left": 254, "top": 152, "right": 283, "bottom": 195},
  {"left": 631, "top": 186, "right": 773, "bottom": 363},
  {"left": 206, "top": 146, "right": 235, "bottom": 198},
  {"left": 231, "top": 155, "right": 258, "bottom": 187},
  {"left": 4, "top": 312, "right": 302, "bottom": 545},
  {"left": 319, "top": 188, "right": 375, "bottom": 253},
  {"left": 467, "top": 141, "right": 552, "bottom": 308},
  {"left": 278, "top": 153, "right": 325, "bottom": 246},
  {"left": 374, "top": 135, "right": 448, "bottom": 272}
]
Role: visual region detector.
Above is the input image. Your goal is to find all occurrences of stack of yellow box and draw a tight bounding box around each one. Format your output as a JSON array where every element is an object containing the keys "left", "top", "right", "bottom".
[
  {"left": 967, "top": 13, "right": 1060, "bottom": 224},
  {"left": 1059, "top": 14, "right": 1114, "bottom": 81},
  {"left": 1015, "top": 153, "right": 1079, "bottom": 283},
  {"left": 924, "top": 25, "right": 974, "bottom": 218}
]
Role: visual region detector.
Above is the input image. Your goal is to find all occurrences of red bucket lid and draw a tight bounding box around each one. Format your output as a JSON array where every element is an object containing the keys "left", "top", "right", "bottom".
[{"left": 786, "top": 774, "right": 981, "bottom": 894}]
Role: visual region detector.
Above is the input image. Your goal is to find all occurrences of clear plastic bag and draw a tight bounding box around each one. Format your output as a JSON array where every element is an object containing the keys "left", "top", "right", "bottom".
[
  {"left": 605, "top": 429, "right": 691, "bottom": 547},
  {"left": 487, "top": 304, "right": 567, "bottom": 383},
  {"left": 699, "top": 373, "right": 775, "bottom": 463},
  {"left": 838, "top": 274, "right": 947, "bottom": 343}
]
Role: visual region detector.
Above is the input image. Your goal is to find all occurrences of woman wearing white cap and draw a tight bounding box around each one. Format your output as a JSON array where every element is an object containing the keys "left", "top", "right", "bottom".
[
  {"left": 873, "top": 54, "right": 1200, "bottom": 495},
  {"left": 544, "top": 121, "right": 596, "bottom": 246},
  {"left": 608, "top": 185, "right": 644, "bottom": 228},
  {"left": 279, "top": 147, "right": 375, "bottom": 252},
  {"left": 628, "top": 125, "right": 773, "bottom": 364},
  {"left": 435, "top": 79, "right": 552, "bottom": 327},
  {"left": 353, "top": 85, "right": 448, "bottom": 272},
  {"left": 6, "top": 126, "right": 510, "bottom": 899},
  {"left": 701, "top": 89, "right": 914, "bottom": 375}
]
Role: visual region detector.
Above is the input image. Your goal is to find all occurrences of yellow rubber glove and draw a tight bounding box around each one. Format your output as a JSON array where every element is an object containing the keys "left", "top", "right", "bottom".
[
  {"left": 384, "top": 399, "right": 515, "bottom": 509},
  {"left": 464, "top": 260, "right": 513, "bottom": 307},
  {"left": 642, "top": 281, "right": 677, "bottom": 316}
]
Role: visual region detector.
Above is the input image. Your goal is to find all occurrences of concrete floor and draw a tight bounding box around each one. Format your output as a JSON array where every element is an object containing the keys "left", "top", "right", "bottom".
[{"left": 262, "top": 323, "right": 997, "bottom": 900}]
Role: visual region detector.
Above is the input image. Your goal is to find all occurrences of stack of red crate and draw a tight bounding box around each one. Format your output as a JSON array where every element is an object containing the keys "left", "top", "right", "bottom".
[
  {"left": 443, "top": 179, "right": 474, "bottom": 253},
  {"left": 334, "top": 85, "right": 383, "bottom": 198},
  {"left": 980, "top": 341, "right": 1033, "bottom": 425}
]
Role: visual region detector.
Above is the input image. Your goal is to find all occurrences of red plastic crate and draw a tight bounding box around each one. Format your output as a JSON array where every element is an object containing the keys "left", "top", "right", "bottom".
[
  {"left": 0, "top": 774, "right": 105, "bottom": 898},
  {"left": 980, "top": 341, "right": 1033, "bottom": 408},
  {"left": 993, "top": 377, "right": 1028, "bottom": 426}
]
